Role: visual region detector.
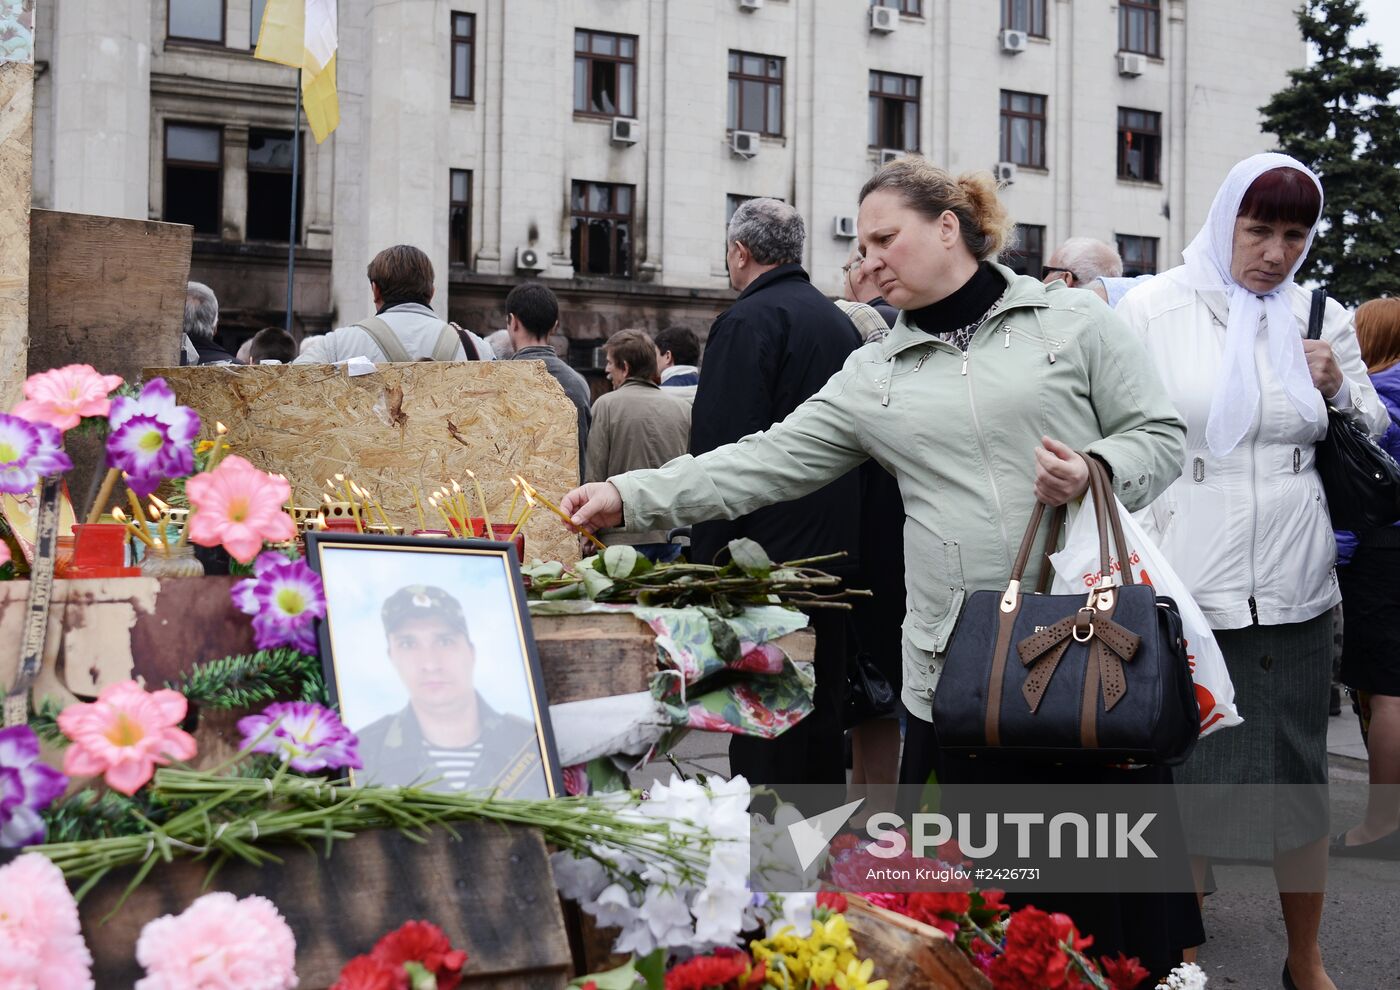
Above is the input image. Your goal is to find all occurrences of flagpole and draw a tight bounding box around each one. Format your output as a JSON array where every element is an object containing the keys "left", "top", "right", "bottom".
[{"left": 285, "top": 75, "right": 302, "bottom": 333}]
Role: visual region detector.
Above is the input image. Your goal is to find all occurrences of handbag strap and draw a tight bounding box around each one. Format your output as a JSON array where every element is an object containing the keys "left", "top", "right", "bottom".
[
  {"left": 1085, "top": 457, "right": 1135, "bottom": 587},
  {"left": 1307, "top": 288, "right": 1327, "bottom": 341}
]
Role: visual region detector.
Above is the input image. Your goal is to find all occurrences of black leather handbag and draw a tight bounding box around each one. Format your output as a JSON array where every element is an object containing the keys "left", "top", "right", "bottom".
[
  {"left": 1306, "top": 289, "right": 1400, "bottom": 530},
  {"left": 843, "top": 650, "right": 896, "bottom": 728},
  {"left": 932, "top": 459, "right": 1199, "bottom": 766}
]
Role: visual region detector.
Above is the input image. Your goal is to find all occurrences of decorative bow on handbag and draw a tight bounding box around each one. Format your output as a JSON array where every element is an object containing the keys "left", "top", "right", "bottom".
[{"left": 1017, "top": 605, "right": 1142, "bottom": 713}]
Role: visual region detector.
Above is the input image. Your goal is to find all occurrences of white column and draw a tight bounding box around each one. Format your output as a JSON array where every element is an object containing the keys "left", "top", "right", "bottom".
[
  {"left": 50, "top": 0, "right": 152, "bottom": 219},
  {"left": 333, "top": 0, "right": 452, "bottom": 320}
]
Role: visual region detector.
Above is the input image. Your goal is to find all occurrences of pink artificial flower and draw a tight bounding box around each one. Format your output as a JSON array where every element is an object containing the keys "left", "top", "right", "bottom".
[
  {"left": 12, "top": 364, "right": 124, "bottom": 432},
  {"left": 135, "top": 891, "right": 297, "bottom": 990},
  {"left": 185, "top": 455, "right": 296, "bottom": 564},
  {"left": 0, "top": 852, "right": 95, "bottom": 990},
  {"left": 57, "top": 680, "right": 197, "bottom": 796}
]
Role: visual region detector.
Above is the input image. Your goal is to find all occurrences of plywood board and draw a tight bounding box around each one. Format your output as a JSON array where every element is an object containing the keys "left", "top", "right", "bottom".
[
  {"left": 79, "top": 824, "right": 572, "bottom": 989},
  {"left": 28, "top": 209, "right": 191, "bottom": 379},
  {"left": 155, "top": 363, "right": 583, "bottom": 566},
  {"left": 0, "top": 61, "right": 32, "bottom": 410}
]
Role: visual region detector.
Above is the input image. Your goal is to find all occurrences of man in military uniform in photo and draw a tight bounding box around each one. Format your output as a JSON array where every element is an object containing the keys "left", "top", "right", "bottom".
[{"left": 355, "top": 585, "right": 546, "bottom": 797}]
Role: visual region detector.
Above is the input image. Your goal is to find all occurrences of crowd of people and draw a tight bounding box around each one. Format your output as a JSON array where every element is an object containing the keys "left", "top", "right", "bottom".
[
  {"left": 557, "top": 153, "right": 1398, "bottom": 990},
  {"left": 176, "top": 149, "right": 1400, "bottom": 987}
]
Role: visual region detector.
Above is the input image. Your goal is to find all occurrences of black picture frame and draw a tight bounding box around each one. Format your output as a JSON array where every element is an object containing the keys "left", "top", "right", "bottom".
[{"left": 304, "top": 531, "right": 563, "bottom": 798}]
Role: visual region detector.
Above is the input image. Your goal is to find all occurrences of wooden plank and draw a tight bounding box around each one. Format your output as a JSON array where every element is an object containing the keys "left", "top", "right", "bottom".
[
  {"left": 0, "top": 60, "right": 33, "bottom": 410},
  {"left": 79, "top": 823, "right": 573, "bottom": 989},
  {"left": 27, "top": 209, "right": 193, "bottom": 512},
  {"left": 155, "top": 363, "right": 583, "bottom": 567},
  {"left": 844, "top": 896, "right": 992, "bottom": 990},
  {"left": 27, "top": 209, "right": 191, "bottom": 380}
]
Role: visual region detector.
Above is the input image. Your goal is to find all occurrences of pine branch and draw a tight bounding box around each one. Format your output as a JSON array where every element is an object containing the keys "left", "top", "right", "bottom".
[
  {"left": 167, "top": 649, "right": 327, "bottom": 711},
  {"left": 28, "top": 697, "right": 67, "bottom": 746}
]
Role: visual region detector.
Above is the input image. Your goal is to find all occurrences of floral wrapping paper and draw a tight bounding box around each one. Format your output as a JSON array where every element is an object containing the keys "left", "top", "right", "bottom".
[{"left": 528, "top": 601, "right": 814, "bottom": 794}]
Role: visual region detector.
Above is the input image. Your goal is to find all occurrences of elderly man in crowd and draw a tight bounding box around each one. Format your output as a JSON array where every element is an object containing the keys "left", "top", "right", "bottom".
[
  {"left": 585, "top": 329, "right": 692, "bottom": 562},
  {"left": 294, "top": 244, "right": 493, "bottom": 364},
  {"left": 182, "top": 282, "right": 235, "bottom": 365},
  {"left": 687, "top": 197, "right": 863, "bottom": 789},
  {"left": 840, "top": 244, "right": 899, "bottom": 329},
  {"left": 1042, "top": 236, "right": 1152, "bottom": 308}
]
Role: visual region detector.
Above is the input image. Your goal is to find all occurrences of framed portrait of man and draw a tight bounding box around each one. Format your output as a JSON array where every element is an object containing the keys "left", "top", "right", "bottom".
[{"left": 306, "top": 532, "right": 563, "bottom": 798}]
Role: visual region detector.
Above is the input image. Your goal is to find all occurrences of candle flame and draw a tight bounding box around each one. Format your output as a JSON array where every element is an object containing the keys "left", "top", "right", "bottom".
[
  {"left": 149, "top": 495, "right": 171, "bottom": 511},
  {"left": 316, "top": 513, "right": 328, "bottom": 530},
  {"left": 112, "top": 507, "right": 128, "bottom": 522},
  {"left": 216, "top": 422, "right": 228, "bottom": 435},
  {"left": 334, "top": 473, "right": 345, "bottom": 482},
  {"left": 464, "top": 469, "right": 476, "bottom": 479},
  {"left": 148, "top": 503, "right": 163, "bottom": 520},
  {"left": 451, "top": 479, "right": 463, "bottom": 493}
]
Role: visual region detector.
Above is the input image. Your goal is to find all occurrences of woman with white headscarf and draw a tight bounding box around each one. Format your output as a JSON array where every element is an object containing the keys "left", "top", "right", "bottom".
[{"left": 1119, "top": 153, "right": 1388, "bottom": 990}]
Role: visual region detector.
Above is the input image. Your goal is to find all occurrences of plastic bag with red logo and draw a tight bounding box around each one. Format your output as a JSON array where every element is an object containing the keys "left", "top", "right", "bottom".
[{"left": 1048, "top": 494, "right": 1242, "bottom": 738}]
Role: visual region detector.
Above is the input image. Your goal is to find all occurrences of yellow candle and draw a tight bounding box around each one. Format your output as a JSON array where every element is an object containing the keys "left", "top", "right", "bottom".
[
  {"left": 466, "top": 469, "right": 492, "bottom": 532},
  {"left": 111, "top": 507, "right": 158, "bottom": 548},
  {"left": 412, "top": 485, "right": 428, "bottom": 532},
  {"left": 86, "top": 468, "right": 122, "bottom": 525},
  {"left": 505, "top": 477, "right": 522, "bottom": 526}
]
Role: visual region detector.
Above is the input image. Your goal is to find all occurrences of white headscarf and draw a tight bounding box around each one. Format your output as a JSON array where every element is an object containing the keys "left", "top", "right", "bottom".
[{"left": 1181, "top": 152, "right": 1324, "bottom": 457}]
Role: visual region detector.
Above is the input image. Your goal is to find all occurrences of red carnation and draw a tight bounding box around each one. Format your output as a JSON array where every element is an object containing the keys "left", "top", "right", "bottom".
[
  {"left": 665, "top": 948, "right": 759, "bottom": 990},
  {"left": 1100, "top": 953, "right": 1151, "bottom": 990},
  {"left": 816, "top": 891, "right": 849, "bottom": 914},
  {"left": 371, "top": 920, "right": 469, "bottom": 990},
  {"left": 331, "top": 954, "right": 407, "bottom": 990},
  {"left": 988, "top": 906, "right": 1095, "bottom": 990}
]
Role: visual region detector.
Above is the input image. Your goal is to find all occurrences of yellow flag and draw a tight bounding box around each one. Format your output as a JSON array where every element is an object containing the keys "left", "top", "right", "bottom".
[{"left": 254, "top": 0, "right": 338, "bottom": 143}]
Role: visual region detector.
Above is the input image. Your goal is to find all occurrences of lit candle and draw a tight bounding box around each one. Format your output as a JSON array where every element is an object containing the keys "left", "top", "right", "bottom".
[
  {"left": 466, "top": 469, "right": 492, "bottom": 532},
  {"left": 112, "top": 507, "right": 158, "bottom": 548}
]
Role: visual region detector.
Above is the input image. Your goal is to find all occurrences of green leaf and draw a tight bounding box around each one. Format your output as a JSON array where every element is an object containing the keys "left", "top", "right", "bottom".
[
  {"left": 635, "top": 948, "right": 667, "bottom": 990},
  {"left": 570, "top": 956, "right": 641, "bottom": 989},
  {"left": 726, "top": 538, "right": 772, "bottom": 578},
  {"left": 602, "top": 544, "right": 641, "bottom": 579},
  {"left": 579, "top": 567, "right": 616, "bottom": 600},
  {"left": 524, "top": 560, "right": 565, "bottom": 581}
]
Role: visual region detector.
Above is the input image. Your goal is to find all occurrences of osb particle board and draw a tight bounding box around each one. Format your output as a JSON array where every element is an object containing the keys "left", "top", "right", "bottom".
[
  {"left": 154, "top": 362, "right": 582, "bottom": 565},
  {"left": 0, "top": 61, "right": 33, "bottom": 410}
]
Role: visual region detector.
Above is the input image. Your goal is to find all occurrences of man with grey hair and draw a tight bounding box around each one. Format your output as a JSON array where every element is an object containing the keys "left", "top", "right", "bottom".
[
  {"left": 1042, "top": 237, "right": 1154, "bottom": 308},
  {"left": 691, "top": 196, "right": 863, "bottom": 790},
  {"left": 1042, "top": 237, "right": 1124, "bottom": 291},
  {"left": 183, "top": 281, "right": 235, "bottom": 365}
]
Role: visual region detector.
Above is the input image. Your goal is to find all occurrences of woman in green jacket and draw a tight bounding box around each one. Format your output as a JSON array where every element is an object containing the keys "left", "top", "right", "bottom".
[{"left": 562, "top": 158, "right": 1196, "bottom": 973}]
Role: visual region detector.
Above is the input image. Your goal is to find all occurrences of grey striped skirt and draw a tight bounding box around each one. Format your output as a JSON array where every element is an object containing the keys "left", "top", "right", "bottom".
[{"left": 1175, "top": 611, "right": 1332, "bottom": 860}]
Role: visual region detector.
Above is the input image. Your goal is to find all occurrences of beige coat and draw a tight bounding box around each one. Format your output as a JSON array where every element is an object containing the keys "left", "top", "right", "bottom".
[{"left": 586, "top": 379, "right": 692, "bottom": 546}]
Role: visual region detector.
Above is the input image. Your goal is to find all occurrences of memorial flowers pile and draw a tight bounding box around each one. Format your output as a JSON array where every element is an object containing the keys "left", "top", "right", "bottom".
[{"left": 232, "top": 552, "right": 327, "bottom": 652}]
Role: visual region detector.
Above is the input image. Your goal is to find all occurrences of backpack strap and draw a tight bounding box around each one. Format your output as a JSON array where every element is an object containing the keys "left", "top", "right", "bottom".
[
  {"left": 431, "top": 322, "right": 465, "bottom": 362},
  {"left": 354, "top": 316, "right": 414, "bottom": 363},
  {"left": 450, "top": 322, "right": 480, "bottom": 361}
]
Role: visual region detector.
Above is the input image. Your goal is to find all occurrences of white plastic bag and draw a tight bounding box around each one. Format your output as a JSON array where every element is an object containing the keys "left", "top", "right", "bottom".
[{"left": 1048, "top": 495, "right": 1242, "bottom": 738}]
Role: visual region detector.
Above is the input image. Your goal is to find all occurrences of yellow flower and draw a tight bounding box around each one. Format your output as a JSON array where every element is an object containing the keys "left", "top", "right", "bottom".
[
  {"left": 834, "top": 958, "right": 889, "bottom": 990},
  {"left": 196, "top": 440, "right": 215, "bottom": 454}
]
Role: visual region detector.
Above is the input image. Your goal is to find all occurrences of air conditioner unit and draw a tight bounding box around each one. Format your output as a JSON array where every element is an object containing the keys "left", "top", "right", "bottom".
[
  {"left": 1117, "top": 52, "right": 1145, "bottom": 77},
  {"left": 878, "top": 148, "right": 904, "bottom": 165},
  {"left": 833, "top": 215, "right": 857, "bottom": 238},
  {"left": 869, "top": 5, "right": 899, "bottom": 33},
  {"left": 730, "top": 130, "right": 760, "bottom": 158},
  {"left": 993, "top": 161, "right": 1018, "bottom": 184},
  {"left": 1000, "top": 29, "right": 1028, "bottom": 53},
  {"left": 738, "top": 0, "right": 763, "bottom": 10},
  {"left": 611, "top": 117, "right": 640, "bottom": 145},
  {"left": 515, "top": 246, "right": 545, "bottom": 272}
]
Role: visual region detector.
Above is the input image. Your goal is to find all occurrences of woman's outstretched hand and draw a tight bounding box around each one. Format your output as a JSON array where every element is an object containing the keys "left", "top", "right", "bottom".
[
  {"left": 1033, "top": 436, "right": 1091, "bottom": 506},
  {"left": 561, "top": 482, "right": 624, "bottom": 533}
]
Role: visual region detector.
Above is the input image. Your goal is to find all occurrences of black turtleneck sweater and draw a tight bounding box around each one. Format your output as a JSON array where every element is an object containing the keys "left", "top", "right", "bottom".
[{"left": 906, "top": 261, "right": 1006, "bottom": 347}]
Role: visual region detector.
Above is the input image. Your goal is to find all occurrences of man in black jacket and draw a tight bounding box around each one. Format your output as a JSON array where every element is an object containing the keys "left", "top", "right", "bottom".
[{"left": 692, "top": 197, "right": 863, "bottom": 790}]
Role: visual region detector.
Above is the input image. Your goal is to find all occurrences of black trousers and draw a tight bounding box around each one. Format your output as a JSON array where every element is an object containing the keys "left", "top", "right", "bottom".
[{"left": 728, "top": 608, "right": 849, "bottom": 797}]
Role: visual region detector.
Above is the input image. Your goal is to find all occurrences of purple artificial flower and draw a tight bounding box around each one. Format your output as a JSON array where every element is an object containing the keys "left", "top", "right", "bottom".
[
  {"left": 0, "top": 725, "right": 68, "bottom": 848},
  {"left": 236, "top": 702, "right": 361, "bottom": 773},
  {"left": 106, "top": 378, "right": 201, "bottom": 499},
  {"left": 0, "top": 413, "right": 73, "bottom": 495},
  {"left": 231, "top": 552, "right": 327, "bottom": 654}
]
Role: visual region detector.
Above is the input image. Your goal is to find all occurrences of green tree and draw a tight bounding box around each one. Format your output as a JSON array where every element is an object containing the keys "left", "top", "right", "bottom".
[{"left": 1260, "top": 0, "right": 1400, "bottom": 306}]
